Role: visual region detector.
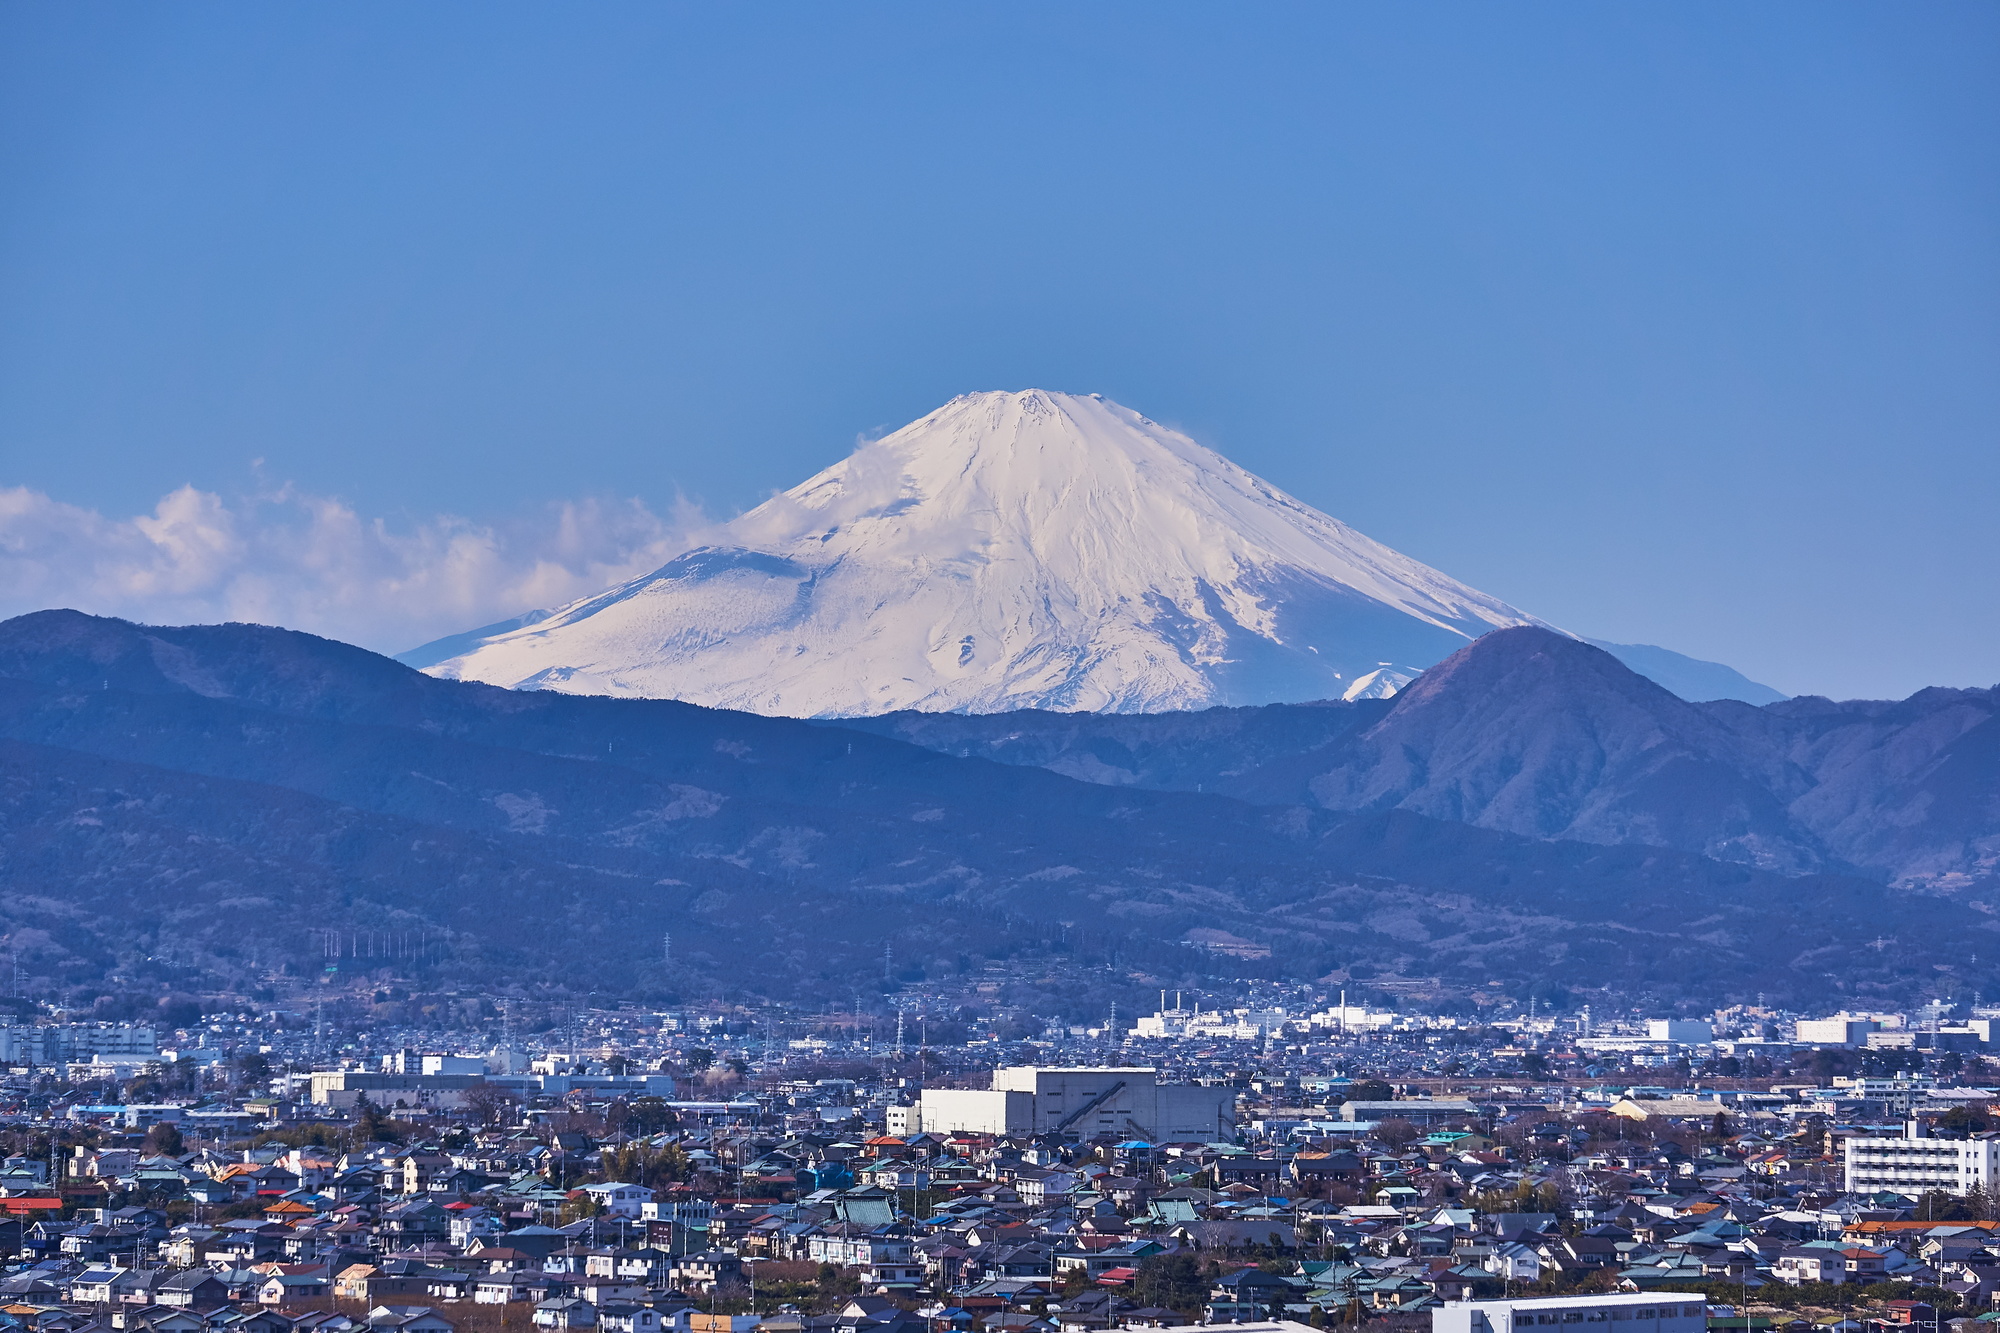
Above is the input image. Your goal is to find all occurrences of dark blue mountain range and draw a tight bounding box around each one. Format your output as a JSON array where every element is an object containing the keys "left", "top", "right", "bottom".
[{"left": 0, "top": 610, "right": 1988, "bottom": 1010}]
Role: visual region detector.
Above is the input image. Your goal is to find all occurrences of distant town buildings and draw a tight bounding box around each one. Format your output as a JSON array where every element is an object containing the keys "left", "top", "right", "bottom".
[{"left": 2, "top": 987, "right": 2000, "bottom": 1333}]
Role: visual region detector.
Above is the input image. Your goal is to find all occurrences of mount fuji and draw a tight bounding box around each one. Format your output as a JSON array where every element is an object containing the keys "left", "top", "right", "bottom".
[{"left": 409, "top": 390, "right": 1777, "bottom": 716}]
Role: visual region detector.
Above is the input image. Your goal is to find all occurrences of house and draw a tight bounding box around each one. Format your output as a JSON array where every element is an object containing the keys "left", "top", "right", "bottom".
[
  {"left": 808, "top": 1231, "right": 924, "bottom": 1286},
  {"left": 575, "top": 1184, "right": 655, "bottom": 1220},
  {"left": 119, "top": 1309, "right": 208, "bottom": 1333},
  {"left": 71, "top": 1269, "right": 125, "bottom": 1304},
  {"left": 422, "top": 1274, "right": 475, "bottom": 1303},
  {"left": 260, "top": 1275, "right": 332, "bottom": 1306},
  {"left": 595, "top": 1306, "right": 662, "bottom": 1333},
  {"left": 378, "top": 1200, "right": 451, "bottom": 1243},
  {"left": 335, "top": 1266, "right": 442, "bottom": 1303},
  {"left": 1773, "top": 1247, "right": 1887, "bottom": 1286},
  {"left": 474, "top": 1273, "right": 561, "bottom": 1306},
  {"left": 366, "top": 1308, "right": 456, "bottom": 1333},
  {"left": 1291, "top": 1152, "right": 1364, "bottom": 1186},
  {"left": 534, "top": 1299, "right": 598, "bottom": 1331},
  {"left": 668, "top": 1251, "right": 743, "bottom": 1292},
  {"left": 575, "top": 1278, "right": 648, "bottom": 1307},
  {"left": 1170, "top": 1221, "right": 1298, "bottom": 1252},
  {"left": 1203, "top": 1268, "right": 1304, "bottom": 1323},
  {"left": 1483, "top": 1242, "right": 1543, "bottom": 1282},
  {"left": 209, "top": 1310, "right": 296, "bottom": 1333},
  {"left": 293, "top": 1316, "right": 364, "bottom": 1333}
]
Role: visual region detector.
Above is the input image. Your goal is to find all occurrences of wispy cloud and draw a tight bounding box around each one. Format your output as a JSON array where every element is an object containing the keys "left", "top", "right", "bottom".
[{"left": 0, "top": 483, "right": 708, "bottom": 654}]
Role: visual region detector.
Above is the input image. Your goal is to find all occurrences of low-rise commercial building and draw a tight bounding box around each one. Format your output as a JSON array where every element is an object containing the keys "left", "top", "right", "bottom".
[{"left": 914, "top": 1066, "right": 1233, "bottom": 1139}]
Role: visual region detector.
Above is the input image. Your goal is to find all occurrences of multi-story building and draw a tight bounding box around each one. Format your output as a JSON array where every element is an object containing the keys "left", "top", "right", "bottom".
[
  {"left": 806, "top": 1232, "right": 922, "bottom": 1285},
  {"left": 0, "top": 1022, "right": 157, "bottom": 1066},
  {"left": 1435, "top": 1294, "right": 1710, "bottom": 1333},
  {"left": 1844, "top": 1122, "right": 2000, "bottom": 1196}
]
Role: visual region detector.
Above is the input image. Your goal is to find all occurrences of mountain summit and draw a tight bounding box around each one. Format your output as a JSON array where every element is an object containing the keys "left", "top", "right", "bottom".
[{"left": 416, "top": 390, "right": 1550, "bottom": 715}]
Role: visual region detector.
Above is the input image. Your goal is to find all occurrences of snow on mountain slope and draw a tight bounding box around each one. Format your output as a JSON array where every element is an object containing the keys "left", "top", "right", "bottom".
[{"left": 418, "top": 390, "right": 1552, "bottom": 716}]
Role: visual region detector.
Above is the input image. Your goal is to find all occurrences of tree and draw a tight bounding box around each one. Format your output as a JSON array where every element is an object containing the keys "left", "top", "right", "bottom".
[
  {"left": 463, "top": 1082, "right": 520, "bottom": 1128},
  {"left": 1915, "top": 1190, "right": 1979, "bottom": 1223},
  {"left": 560, "top": 1189, "right": 605, "bottom": 1223},
  {"left": 1132, "top": 1254, "right": 1206, "bottom": 1313},
  {"left": 686, "top": 1048, "right": 716, "bottom": 1072},
  {"left": 603, "top": 1141, "right": 689, "bottom": 1189},
  {"left": 1375, "top": 1117, "right": 1421, "bottom": 1149},
  {"left": 1939, "top": 1106, "right": 1994, "bottom": 1135},
  {"left": 627, "top": 1097, "right": 678, "bottom": 1134},
  {"left": 355, "top": 1093, "right": 398, "bottom": 1144},
  {"left": 142, "top": 1121, "right": 184, "bottom": 1157},
  {"left": 231, "top": 1050, "right": 272, "bottom": 1088}
]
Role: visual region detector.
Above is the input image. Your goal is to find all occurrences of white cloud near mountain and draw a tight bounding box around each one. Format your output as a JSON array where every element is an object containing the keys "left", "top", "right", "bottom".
[{"left": 0, "top": 482, "right": 703, "bottom": 653}]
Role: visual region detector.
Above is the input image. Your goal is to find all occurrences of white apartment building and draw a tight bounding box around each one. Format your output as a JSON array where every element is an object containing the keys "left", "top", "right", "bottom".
[
  {"left": 1435, "top": 1294, "right": 1708, "bottom": 1333},
  {"left": 1844, "top": 1122, "right": 2000, "bottom": 1196},
  {"left": 0, "top": 1022, "right": 158, "bottom": 1065}
]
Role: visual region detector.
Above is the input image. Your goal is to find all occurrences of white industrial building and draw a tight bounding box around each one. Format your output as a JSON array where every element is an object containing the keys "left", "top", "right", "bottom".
[
  {"left": 1844, "top": 1122, "right": 2000, "bottom": 1196},
  {"left": 1435, "top": 1294, "right": 1709, "bottom": 1333},
  {"left": 1797, "top": 1017, "right": 1880, "bottom": 1047},
  {"left": 912, "top": 1066, "right": 1234, "bottom": 1140}
]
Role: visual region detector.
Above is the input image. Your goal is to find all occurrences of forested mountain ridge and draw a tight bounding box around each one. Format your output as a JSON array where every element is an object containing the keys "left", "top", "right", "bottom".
[
  {"left": 0, "top": 610, "right": 1986, "bottom": 1009},
  {"left": 837, "top": 628, "right": 2000, "bottom": 888}
]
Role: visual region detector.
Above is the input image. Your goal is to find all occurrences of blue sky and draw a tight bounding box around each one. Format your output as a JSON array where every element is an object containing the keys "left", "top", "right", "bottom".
[{"left": 1, "top": 3, "right": 1995, "bottom": 699}]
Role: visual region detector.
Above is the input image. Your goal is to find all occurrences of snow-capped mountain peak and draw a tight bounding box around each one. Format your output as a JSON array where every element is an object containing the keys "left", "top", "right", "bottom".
[{"left": 416, "top": 390, "right": 1551, "bottom": 715}]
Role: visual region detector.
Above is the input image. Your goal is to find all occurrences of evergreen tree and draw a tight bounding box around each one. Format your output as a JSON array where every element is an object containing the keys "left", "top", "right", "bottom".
[{"left": 1133, "top": 1254, "right": 1206, "bottom": 1313}]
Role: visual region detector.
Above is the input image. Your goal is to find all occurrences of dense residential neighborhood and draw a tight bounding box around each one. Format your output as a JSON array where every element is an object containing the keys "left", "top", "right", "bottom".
[{"left": 5, "top": 996, "right": 2000, "bottom": 1333}]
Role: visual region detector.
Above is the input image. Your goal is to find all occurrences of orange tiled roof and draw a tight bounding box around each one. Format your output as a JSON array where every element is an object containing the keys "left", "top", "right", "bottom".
[{"left": 1849, "top": 1220, "right": 2000, "bottom": 1233}]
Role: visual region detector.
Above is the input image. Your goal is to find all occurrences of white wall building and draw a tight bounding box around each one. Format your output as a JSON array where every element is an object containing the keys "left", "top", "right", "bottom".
[
  {"left": 1435, "top": 1294, "right": 1708, "bottom": 1333},
  {"left": 0, "top": 1023, "right": 158, "bottom": 1066},
  {"left": 915, "top": 1066, "right": 1233, "bottom": 1139},
  {"left": 577, "top": 1182, "right": 655, "bottom": 1218},
  {"left": 1797, "top": 1018, "right": 1879, "bottom": 1047},
  {"left": 1844, "top": 1123, "right": 2000, "bottom": 1197}
]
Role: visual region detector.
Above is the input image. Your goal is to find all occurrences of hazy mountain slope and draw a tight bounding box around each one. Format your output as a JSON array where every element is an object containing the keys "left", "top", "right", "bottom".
[
  {"left": 1767, "top": 688, "right": 2000, "bottom": 887},
  {"left": 1586, "top": 638, "right": 1787, "bottom": 704},
  {"left": 5, "top": 731, "right": 1979, "bottom": 1009},
  {"left": 831, "top": 699, "right": 1388, "bottom": 790},
  {"left": 0, "top": 609, "right": 1983, "bottom": 1005},
  {"left": 834, "top": 630, "right": 1998, "bottom": 886},
  {"left": 416, "top": 390, "right": 1550, "bottom": 715}
]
